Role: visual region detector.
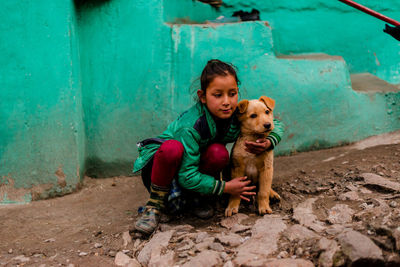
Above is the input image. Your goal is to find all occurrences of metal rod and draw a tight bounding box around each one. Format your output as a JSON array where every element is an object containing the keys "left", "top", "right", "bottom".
[{"left": 338, "top": 0, "right": 400, "bottom": 26}]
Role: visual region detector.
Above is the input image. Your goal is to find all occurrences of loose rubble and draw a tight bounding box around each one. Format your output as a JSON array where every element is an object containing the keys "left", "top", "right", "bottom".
[
  {"left": 1, "top": 142, "right": 400, "bottom": 266},
  {"left": 120, "top": 146, "right": 400, "bottom": 266}
]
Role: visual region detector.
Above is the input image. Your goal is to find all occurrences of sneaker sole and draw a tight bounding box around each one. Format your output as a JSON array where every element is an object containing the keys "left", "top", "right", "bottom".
[{"left": 135, "top": 223, "right": 155, "bottom": 235}]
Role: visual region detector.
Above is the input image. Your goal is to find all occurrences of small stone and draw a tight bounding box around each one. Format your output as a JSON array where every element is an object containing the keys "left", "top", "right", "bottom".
[
  {"left": 389, "top": 201, "right": 398, "bottom": 208},
  {"left": 318, "top": 237, "right": 340, "bottom": 267},
  {"left": 220, "top": 213, "right": 249, "bottom": 229},
  {"left": 293, "top": 198, "right": 325, "bottom": 232},
  {"left": 137, "top": 230, "right": 175, "bottom": 265},
  {"left": 295, "top": 247, "right": 303, "bottom": 256},
  {"left": 215, "top": 233, "right": 243, "bottom": 247},
  {"left": 387, "top": 253, "right": 400, "bottom": 265},
  {"left": 94, "top": 243, "right": 102, "bottom": 248},
  {"left": 78, "top": 252, "right": 88, "bottom": 256},
  {"left": 148, "top": 247, "right": 175, "bottom": 267},
  {"left": 108, "top": 250, "right": 117, "bottom": 257},
  {"left": 188, "top": 250, "right": 196, "bottom": 256},
  {"left": 8, "top": 249, "right": 13, "bottom": 254},
  {"left": 44, "top": 238, "right": 56, "bottom": 243},
  {"left": 360, "top": 173, "right": 400, "bottom": 192},
  {"left": 182, "top": 250, "right": 222, "bottom": 267},
  {"left": 220, "top": 252, "right": 229, "bottom": 261},
  {"left": 12, "top": 255, "right": 30, "bottom": 263},
  {"left": 359, "top": 188, "right": 372, "bottom": 194},
  {"left": 234, "top": 216, "right": 287, "bottom": 266},
  {"left": 195, "top": 232, "right": 209, "bottom": 243},
  {"left": 230, "top": 224, "right": 251, "bottom": 233},
  {"left": 115, "top": 251, "right": 141, "bottom": 267},
  {"left": 133, "top": 238, "right": 141, "bottom": 248},
  {"left": 122, "top": 231, "right": 132, "bottom": 247},
  {"left": 209, "top": 242, "right": 225, "bottom": 252},
  {"left": 158, "top": 223, "right": 172, "bottom": 232},
  {"left": 327, "top": 204, "right": 354, "bottom": 224},
  {"left": 239, "top": 258, "right": 313, "bottom": 267},
  {"left": 359, "top": 202, "right": 374, "bottom": 210},
  {"left": 277, "top": 251, "right": 289, "bottom": 259},
  {"left": 176, "top": 239, "right": 195, "bottom": 251},
  {"left": 173, "top": 224, "right": 194, "bottom": 233},
  {"left": 338, "top": 191, "right": 361, "bottom": 201},
  {"left": 223, "top": 260, "right": 234, "bottom": 267},
  {"left": 345, "top": 184, "right": 358, "bottom": 191},
  {"left": 316, "top": 186, "right": 330, "bottom": 192},
  {"left": 195, "top": 237, "right": 215, "bottom": 252},
  {"left": 325, "top": 225, "right": 347, "bottom": 235},
  {"left": 283, "top": 224, "right": 319, "bottom": 241},
  {"left": 337, "top": 229, "right": 383, "bottom": 264},
  {"left": 122, "top": 249, "right": 130, "bottom": 254},
  {"left": 178, "top": 251, "right": 189, "bottom": 258}
]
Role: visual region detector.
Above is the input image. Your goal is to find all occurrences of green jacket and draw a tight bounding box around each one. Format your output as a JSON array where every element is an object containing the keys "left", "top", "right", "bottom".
[{"left": 133, "top": 102, "right": 284, "bottom": 195}]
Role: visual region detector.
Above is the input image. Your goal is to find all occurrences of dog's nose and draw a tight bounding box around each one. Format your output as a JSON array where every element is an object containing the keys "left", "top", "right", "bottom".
[{"left": 264, "top": 123, "right": 271, "bottom": 129}]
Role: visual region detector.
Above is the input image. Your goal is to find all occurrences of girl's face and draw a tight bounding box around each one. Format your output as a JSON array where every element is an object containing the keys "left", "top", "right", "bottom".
[{"left": 198, "top": 74, "right": 239, "bottom": 120}]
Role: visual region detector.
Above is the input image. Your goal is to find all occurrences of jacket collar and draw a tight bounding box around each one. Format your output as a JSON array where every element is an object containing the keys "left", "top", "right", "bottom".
[{"left": 198, "top": 102, "right": 217, "bottom": 138}]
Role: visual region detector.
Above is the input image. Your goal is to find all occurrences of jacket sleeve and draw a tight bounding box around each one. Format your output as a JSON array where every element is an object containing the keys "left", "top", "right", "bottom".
[
  {"left": 175, "top": 128, "right": 225, "bottom": 195},
  {"left": 267, "top": 118, "right": 284, "bottom": 150}
]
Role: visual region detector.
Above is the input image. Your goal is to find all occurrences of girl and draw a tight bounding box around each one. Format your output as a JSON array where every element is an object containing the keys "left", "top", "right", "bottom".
[{"left": 133, "top": 59, "right": 284, "bottom": 235}]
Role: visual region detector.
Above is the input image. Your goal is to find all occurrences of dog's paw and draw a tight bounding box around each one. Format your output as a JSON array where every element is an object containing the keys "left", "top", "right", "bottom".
[
  {"left": 225, "top": 206, "right": 239, "bottom": 217},
  {"left": 258, "top": 205, "right": 273, "bottom": 215},
  {"left": 258, "top": 198, "right": 272, "bottom": 215},
  {"left": 270, "top": 189, "right": 281, "bottom": 201}
]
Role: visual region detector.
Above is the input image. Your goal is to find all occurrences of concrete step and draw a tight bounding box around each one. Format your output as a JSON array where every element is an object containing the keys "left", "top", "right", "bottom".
[
  {"left": 277, "top": 53, "right": 343, "bottom": 61},
  {"left": 350, "top": 73, "right": 400, "bottom": 93},
  {"left": 169, "top": 21, "right": 400, "bottom": 155}
]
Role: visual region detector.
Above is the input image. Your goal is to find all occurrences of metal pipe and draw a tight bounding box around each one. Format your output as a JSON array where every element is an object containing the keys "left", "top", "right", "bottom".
[{"left": 338, "top": 0, "right": 400, "bottom": 26}]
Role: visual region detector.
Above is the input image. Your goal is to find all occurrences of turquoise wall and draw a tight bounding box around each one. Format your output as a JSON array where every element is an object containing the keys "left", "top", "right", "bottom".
[
  {"left": 1, "top": 0, "right": 399, "bottom": 203},
  {"left": 0, "top": 1, "right": 84, "bottom": 203},
  {"left": 218, "top": 0, "right": 400, "bottom": 84}
]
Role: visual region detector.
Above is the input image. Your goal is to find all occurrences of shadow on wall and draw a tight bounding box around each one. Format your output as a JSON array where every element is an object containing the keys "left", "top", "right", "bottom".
[
  {"left": 74, "top": 0, "right": 112, "bottom": 8},
  {"left": 85, "top": 157, "right": 135, "bottom": 178}
]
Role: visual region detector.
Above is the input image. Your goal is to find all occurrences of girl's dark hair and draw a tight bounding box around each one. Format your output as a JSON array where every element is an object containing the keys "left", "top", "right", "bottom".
[{"left": 200, "top": 59, "right": 240, "bottom": 92}]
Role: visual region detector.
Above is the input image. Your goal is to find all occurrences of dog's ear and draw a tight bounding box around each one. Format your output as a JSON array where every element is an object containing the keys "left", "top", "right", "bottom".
[
  {"left": 259, "top": 96, "right": 275, "bottom": 110},
  {"left": 238, "top": 99, "right": 249, "bottom": 114}
]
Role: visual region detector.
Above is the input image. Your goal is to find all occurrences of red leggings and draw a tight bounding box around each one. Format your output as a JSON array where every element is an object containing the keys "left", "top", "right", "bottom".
[{"left": 142, "top": 140, "right": 229, "bottom": 189}]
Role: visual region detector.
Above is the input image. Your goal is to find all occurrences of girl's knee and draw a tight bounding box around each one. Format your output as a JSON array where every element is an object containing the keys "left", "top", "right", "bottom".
[
  {"left": 156, "top": 140, "right": 184, "bottom": 163},
  {"left": 201, "top": 143, "right": 229, "bottom": 168}
]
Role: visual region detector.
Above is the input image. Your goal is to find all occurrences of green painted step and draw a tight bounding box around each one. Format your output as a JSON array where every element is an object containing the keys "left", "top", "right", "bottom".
[{"left": 351, "top": 73, "right": 400, "bottom": 93}]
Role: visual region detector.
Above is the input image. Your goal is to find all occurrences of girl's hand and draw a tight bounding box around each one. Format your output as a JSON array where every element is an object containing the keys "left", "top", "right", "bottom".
[
  {"left": 245, "top": 138, "right": 271, "bottom": 155},
  {"left": 224, "top": 176, "right": 256, "bottom": 201}
]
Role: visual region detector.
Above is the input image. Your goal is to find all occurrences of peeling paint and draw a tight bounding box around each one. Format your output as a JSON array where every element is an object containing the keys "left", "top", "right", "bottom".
[
  {"left": 55, "top": 166, "right": 67, "bottom": 188},
  {"left": 0, "top": 174, "right": 80, "bottom": 204}
]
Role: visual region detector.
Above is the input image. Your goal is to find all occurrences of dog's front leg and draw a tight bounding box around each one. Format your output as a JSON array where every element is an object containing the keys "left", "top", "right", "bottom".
[
  {"left": 257, "top": 167, "right": 273, "bottom": 215},
  {"left": 225, "top": 167, "right": 244, "bottom": 217}
]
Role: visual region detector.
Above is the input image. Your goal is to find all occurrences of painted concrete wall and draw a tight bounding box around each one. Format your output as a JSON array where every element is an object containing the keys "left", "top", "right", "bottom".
[
  {"left": 1, "top": 0, "right": 399, "bottom": 202},
  {"left": 170, "top": 22, "right": 400, "bottom": 154},
  {"left": 0, "top": 1, "right": 84, "bottom": 203},
  {"left": 218, "top": 0, "right": 400, "bottom": 84}
]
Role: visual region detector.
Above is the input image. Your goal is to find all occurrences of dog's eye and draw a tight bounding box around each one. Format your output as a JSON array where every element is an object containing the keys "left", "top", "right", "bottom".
[
  {"left": 265, "top": 110, "right": 270, "bottom": 115},
  {"left": 250, "top": 114, "right": 257, "bottom": 118}
]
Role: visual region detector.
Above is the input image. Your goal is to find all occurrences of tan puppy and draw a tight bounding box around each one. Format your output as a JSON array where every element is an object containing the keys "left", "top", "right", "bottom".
[{"left": 225, "top": 96, "right": 280, "bottom": 216}]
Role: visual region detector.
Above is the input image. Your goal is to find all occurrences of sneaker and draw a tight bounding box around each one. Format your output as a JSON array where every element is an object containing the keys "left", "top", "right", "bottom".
[{"left": 135, "top": 207, "right": 161, "bottom": 235}]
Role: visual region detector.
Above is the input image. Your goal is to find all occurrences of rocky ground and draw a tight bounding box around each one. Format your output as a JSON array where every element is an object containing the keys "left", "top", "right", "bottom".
[{"left": 1, "top": 132, "right": 400, "bottom": 267}]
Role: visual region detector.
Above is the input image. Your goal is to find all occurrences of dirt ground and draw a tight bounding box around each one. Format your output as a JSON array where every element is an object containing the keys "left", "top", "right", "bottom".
[{"left": 1, "top": 132, "right": 400, "bottom": 266}]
